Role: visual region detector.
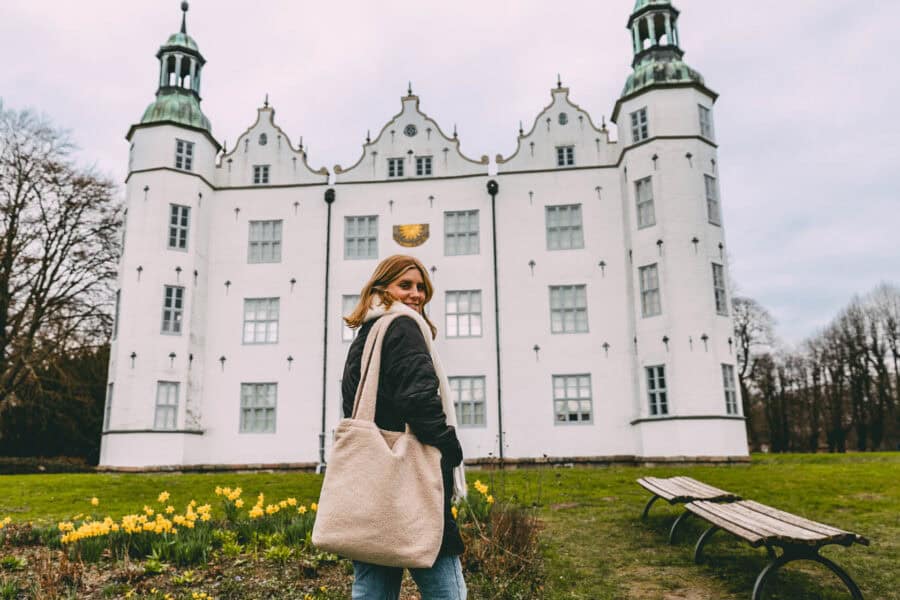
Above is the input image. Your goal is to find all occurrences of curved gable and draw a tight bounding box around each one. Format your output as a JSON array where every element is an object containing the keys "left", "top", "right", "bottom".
[
  {"left": 214, "top": 105, "right": 328, "bottom": 187},
  {"left": 496, "top": 87, "right": 617, "bottom": 173},
  {"left": 334, "top": 94, "right": 487, "bottom": 183}
]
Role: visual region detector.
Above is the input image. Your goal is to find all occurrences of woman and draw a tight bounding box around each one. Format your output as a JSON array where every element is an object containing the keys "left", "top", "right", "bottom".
[{"left": 342, "top": 254, "right": 467, "bottom": 599}]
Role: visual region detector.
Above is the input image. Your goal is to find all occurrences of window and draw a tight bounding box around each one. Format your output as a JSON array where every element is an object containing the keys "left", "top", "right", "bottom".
[
  {"left": 154, "top": 381, "right": 179, "bottom": 429},
  {"left": 446, "top": 290, "right": 482, "bottom": 337},
  {"left": 248, "top": 220, "right": 282, "bottom": 263},
  {"left": 113, "top": 290, "right": 121, "bottom": 340},
  {"left": 240, "top": 383, "right": 277, "bottom": 433},
  {"left": 546, "top": 204, "right": 584, "bottom": 250},
  {"left": 253, "top": 165, "right": 270, "bottom": 185},
  {"left": 416, "top": 156, "right": 432, "bottom": 176},
  {"left": 168, "top": 204, "right": 190, "bottom": 250},
  {"left": 712, "top": 263, "right": 728, "bottom": 315},
  {"left": 259, "top": 133, "right": 268, "bottom": 146},
  {"left": 722, "top": 364, "right": 738, "bottom": 415},
  {"left": 342, "top": 294, "right": 360, "bottom": 342},
  {"left": 553, "top": 374, "right": 592, "bottom": 423},
  {"left": 705, "top": 175, "right": 721, "bottom": 225},
  {"left": 387, "top": 158, "right": 404, "bottom": 177},
  {"left": 174, "top": 139, "right": 194, "bottom": 171},
  {"left": 556, "top": 145, "right": 575, "bottom": 167},
  {"left": 635, "top": 177, "right": 655, "bottom": 228},
  {"left": 630, "top": 107, "right": 649, "bottom": 142},
  {"left": 345, "top": 215, "right": 378, "bottom": 259},
  {"left": 698, "top": 105, "right": 714, "bottom": 139},
  {"left": 161, "top": 286, "right": 185, "bottom": 334},
  {"left": 450, "top": 376, "right": 486, "bottom": 426},
  {"left": 639, "top": 264, "right": 661, "bottom": 317},
  {"left": 243, "top": 298, "right": 279, "bottom": 344},
  {"left": 549, "top": 285, "right": 588, "bottom": 333},
  {"left": 444, "top": 210, "right": 479, "bottom": 256},
  {"left": 646, "top": 366, "right": 668, "bottom": 416},
  {"left": 103, "top": 383, "right": 113, "bottom": 430}
]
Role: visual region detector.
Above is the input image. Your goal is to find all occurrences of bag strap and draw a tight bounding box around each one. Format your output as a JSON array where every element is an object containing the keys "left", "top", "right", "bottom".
[{"left": 351, "top": 313, "right": 404, "bottom": 422}]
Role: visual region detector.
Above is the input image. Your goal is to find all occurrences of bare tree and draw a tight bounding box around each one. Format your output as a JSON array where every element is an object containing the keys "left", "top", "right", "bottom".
[
  {"left": 0, "top": 102, "right": 121, "bottom": 418},
  {"left": 732, "top": 296, "right": 776, "bottom": 449}
]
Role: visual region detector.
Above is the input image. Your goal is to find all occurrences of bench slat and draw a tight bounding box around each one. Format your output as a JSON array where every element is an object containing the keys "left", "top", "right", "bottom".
[
  {"left": 741, "top": 500, "right": 869, "bottom": 545},
  {"left": 637, "top": 476, "right": 737, "bottom": 503},
  {"left": 714, "top": 502, "right": 824, "bottom": 543},
  {"left": 686, "top": 501, "right": 766, "bottom": 545},
  {"left": 670, "top": 476, "right": 736, "bottom": 500}
]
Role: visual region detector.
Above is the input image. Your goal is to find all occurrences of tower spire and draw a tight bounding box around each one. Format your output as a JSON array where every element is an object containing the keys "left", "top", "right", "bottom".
[{"left": 180, "top": 1, "right": 189, "bottom": 34}]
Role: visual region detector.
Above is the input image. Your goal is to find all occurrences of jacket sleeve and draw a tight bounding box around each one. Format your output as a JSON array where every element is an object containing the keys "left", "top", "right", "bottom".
[{"left": 381, "top": 316, "right": 463, "bottom": 467}]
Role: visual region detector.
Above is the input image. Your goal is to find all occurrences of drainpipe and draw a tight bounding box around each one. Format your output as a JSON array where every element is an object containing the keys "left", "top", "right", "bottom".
[
  {"left": 486, "top": 179, "right": 504, "bottom": 462},
  {"left": 318, "top": 187, "right": 336, "bottom": 473}
]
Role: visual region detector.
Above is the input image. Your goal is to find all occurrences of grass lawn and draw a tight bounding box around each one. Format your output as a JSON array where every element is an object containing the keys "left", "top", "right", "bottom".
[{"left": 1, "top": 452, "right": 897, "bottom": 599}]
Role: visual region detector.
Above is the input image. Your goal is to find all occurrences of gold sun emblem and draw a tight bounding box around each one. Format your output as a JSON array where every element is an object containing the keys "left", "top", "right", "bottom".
[{"left": 392, "top": 224, "right": 430, "bottom": 247}]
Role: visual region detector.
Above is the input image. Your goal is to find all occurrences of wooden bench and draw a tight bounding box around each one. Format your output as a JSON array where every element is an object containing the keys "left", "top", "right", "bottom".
[
  {"left": 687, "top": 499, "right": 870, "bottom": 600},
  {"left": 637, "top": 476, "right": 741, "bottom": 542}
]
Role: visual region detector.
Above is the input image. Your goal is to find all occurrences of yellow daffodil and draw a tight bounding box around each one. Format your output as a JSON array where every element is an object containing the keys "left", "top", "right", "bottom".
[
  {"left": 158, "top": 491, "right": 170, "bottom": 503},
  {"left": 310, "top": 502, "right": 318, "bottom": 512},
  {"left": 451, "top": 506, "right": 458, "bottom": 519},
  {"left": 235, "top": 499, "right": 244, "bottom": 508},
  {"left": 487, "top": 495, "right": 495, "bottom": 504},
  {"left": 90, "top": 497, "right": 99, "bottom": 506},
  {"left": 165, "top": 505, "right": 175, "bottom": 514},
  {"left": 286, "top": 497, "right": 297, "bottom": 506},
  {"left": 298, "top": 505, "right": 307, "bottom": 514}
]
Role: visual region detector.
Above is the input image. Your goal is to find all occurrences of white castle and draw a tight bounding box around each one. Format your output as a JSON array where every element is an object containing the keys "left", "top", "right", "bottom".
[{"left": 100, "top": 0, "right": 749, "bottom": 469}]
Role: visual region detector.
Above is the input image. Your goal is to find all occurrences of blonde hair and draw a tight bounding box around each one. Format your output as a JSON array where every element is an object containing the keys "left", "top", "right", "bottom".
[{"left": 344, "top": 254, "right": 437, "bottom": 339}]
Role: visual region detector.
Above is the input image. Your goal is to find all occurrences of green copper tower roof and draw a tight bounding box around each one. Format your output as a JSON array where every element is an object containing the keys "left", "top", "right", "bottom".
[
  {"left": 633, "top": 0, "right": 672, "bottom": 10},
  {"left": 134, "top": 2, "right": 213, "bottom": 136}
]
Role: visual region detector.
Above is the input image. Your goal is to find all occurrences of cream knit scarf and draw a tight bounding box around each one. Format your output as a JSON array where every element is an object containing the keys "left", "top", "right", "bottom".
[{"left": 363, "top": 297, "right": 468, "bottom": 500}]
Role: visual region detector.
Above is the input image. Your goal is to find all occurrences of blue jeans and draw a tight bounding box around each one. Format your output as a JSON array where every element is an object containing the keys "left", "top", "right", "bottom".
[{"left": 352, "top": 555, "right": 467, "bottom": 599}]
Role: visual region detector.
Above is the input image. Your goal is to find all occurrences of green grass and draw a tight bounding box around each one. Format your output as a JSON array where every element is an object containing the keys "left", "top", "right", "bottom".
[{"left": 1, "top": 453, "right": 897, "bottom": 599}]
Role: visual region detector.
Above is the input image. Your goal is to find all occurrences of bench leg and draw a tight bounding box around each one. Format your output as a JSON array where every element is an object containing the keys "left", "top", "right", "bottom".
[
  {"left": 668, "top": 510, "right": 690, "bottom": 544},
  {"left": 751, "top": 548, "right": 864, "bottom": 600},
  {"left": 641, "top": 494, "right": 660, "bottom": 521},
  {"left": 694, "top": 525, "right": 719, "bottom": 564}
]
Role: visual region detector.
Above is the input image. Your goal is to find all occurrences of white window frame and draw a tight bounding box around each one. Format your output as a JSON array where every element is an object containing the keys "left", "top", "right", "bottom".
[
  {"left": 168, "top": 203, "right": 190, "bottom": 251},
  {"left": 646, "top": 366, "right": 668, "bottom": 416},
  {"left": 342, "top": 294, "right": 360, "bottom": 342},
  {"left": 635, "top": 177, "right": 656, "bottom": 229},
  {"left": 445, "top": 290, "right": 483, "bottom": 338},
  {"left": 242, "top": 297, "right": 280, "bottom": 344},
  {"left": 174, "top": 139, "right": 194, "bottom": 171},
  {"left": 248, "top": 220, "right": 283, "bottom": 263},
  {"left": 705, "top": 174, "right": 721, "bottom": 225},
  {"left": 549, "top": 285, "right": 589, "bottom": 334},
  {"left": 553, "top": 374, "right": 593, "bottom": 424},
  {"left": 630, "top": 107, "right": 649, "bottom": 142},
  {"left": 253, "top": 164, "right": 270, "bottom": 185},
  {"left": 556, "top": 145, "right": 575, "bottom": 167},
  {"left": 113, "top": 290, "right": 121, "bottom": 340},
  {"left": 387, "top": 158, "right": 404, "bottom": 178},
  {"left": 161, "top": 285, "right": 185, "bottom": 334},
  {"left": 416, "top": 156, "right": 432, "bottom": 176},
  {"left": 546, "top": 204, "right": 584, "bottom": 250},
  {"left": 712, "top": 263, "right": 729, "bottom": 316},
  {"left": 344, "top": 215, "right": 378, "bottom": 260},
  {"left": 154, "top": 381, "right": 179, "bottom": 430},
  {"left": 450, "top": 376, "right": 486, "bottom": 427},
  {"left": 639, "top": 264, "right": 661, "bottom": 318},
  {"left": 240, "top": 382, "right": 277, "bottom": 433},
  {"left": 699, "top": 104, "right": 714, "bottom": 140},
  {"left": 722, "top": 364, "right": 738, "bottom": 415},
  {"left": 103, "top": 382, "right": 114, "bottom": 430},
  {"left": 444, "top": 210, "right": 479, "bottom": 256}
]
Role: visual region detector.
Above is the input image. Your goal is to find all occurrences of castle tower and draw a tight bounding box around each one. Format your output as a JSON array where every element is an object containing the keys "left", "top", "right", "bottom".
[
  {"left": 100, "top": 2, "right": 220, "bottom": 467},
  {"left": 612, "top": 0, "right": 748, "bottom": 457}
]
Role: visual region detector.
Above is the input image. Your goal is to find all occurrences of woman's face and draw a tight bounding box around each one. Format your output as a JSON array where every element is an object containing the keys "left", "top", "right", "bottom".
[{"left": 385, "top": 267, "right": 426, "bottom": 313}]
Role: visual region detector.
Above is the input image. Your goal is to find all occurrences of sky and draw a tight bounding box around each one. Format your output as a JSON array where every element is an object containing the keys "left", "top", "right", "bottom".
[{"left": 2, "top": 0, "right": 898, "bottom": 346}]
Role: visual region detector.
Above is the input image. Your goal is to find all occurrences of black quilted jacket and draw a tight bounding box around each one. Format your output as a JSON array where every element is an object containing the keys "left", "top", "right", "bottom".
[{"left": 341, "top": 315, "right": 465, "bottom": 557}]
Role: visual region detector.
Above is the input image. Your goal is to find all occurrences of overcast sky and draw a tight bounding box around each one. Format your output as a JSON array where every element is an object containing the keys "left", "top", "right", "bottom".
[{"left": 2, "top": 0, "right": 897, "bottom": 345}]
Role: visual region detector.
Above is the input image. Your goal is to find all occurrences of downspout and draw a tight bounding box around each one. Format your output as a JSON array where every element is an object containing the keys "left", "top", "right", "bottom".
[
  {"left": 486, "top": 179, "right": 504, "bottom": 461},
  {"left": 318, "top": 187, "right": 336, "bottom": 473}
]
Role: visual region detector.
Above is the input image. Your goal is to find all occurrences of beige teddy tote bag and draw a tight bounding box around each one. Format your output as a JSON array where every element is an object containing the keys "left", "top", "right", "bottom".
[{"left": 312, "top": 313, "right": 444, "bottom": 568}]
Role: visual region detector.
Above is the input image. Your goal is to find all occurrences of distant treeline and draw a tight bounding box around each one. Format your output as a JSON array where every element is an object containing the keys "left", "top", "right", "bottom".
[{"left": 735, "top": 284, "right": 900, "bottom": 453}]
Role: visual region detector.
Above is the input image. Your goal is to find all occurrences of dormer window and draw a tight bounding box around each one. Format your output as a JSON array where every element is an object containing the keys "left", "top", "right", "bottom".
[
  {"left": 556, "top": 146, "right": 575, "bottom": 167},
  {"left": 253, "top": 165, "right": 270, "bottom": 185},
  {"left": 416, "top": 156, "right": 432, "bottom": 176},
  {"left": 388, "top": 158, "right": 404, "bottom": 178},
  {"left": 174, "top": 139, "right": 194, "bottom": 171},
  {"left": 630, "top": 108, "right": 649, "bottom": 142}
]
